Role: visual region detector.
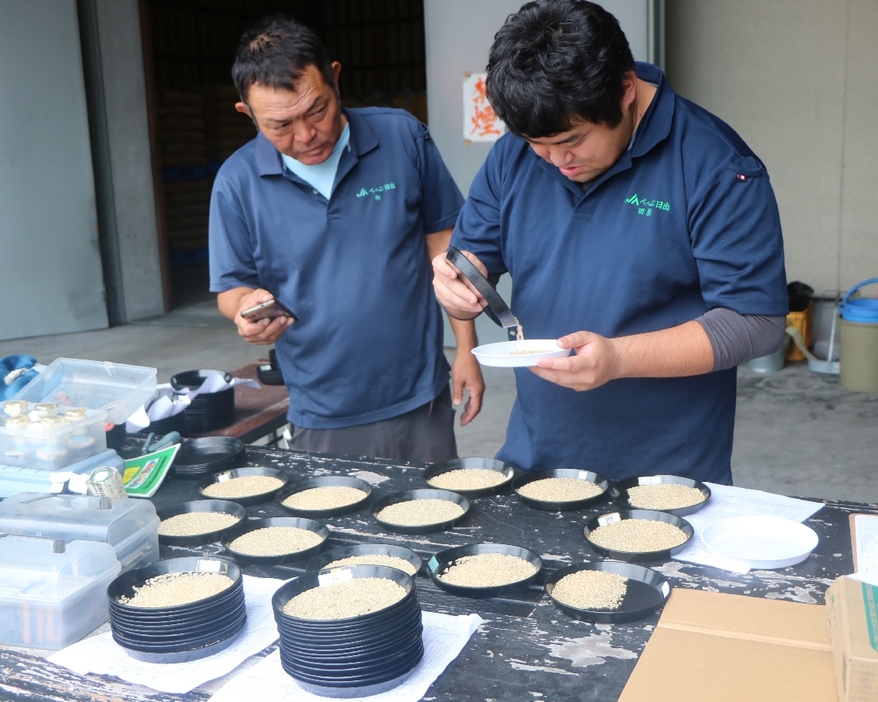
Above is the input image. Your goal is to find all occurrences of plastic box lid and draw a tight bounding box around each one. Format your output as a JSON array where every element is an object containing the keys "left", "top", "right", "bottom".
[
  {"left": 0, "top": 492, "right": 157, "bottom": 547},
  {"left": 0, "top": 535, "right": 120, "bottom": 607},
  {"left": 12, "top": 358, "right": 157, "bottom": 425}
]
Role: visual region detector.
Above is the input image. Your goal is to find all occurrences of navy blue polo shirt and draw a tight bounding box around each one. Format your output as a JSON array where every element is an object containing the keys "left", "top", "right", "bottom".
[
  {"left": 210, "top": 107, "right": 464, "bottom": 429},
  {"left": 452, "top": 63, "right": 787, "bottom": 484}
]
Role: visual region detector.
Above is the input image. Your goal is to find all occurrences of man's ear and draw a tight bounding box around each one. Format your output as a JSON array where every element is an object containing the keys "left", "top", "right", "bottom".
[{"left": 235, "top": 101, "right": 251, "bottom": 116}]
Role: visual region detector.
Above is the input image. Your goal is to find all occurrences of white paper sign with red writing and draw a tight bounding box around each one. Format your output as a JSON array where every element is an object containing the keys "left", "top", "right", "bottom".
[{"left": 463, "top": 73, "right": 506, "bottom": 142}]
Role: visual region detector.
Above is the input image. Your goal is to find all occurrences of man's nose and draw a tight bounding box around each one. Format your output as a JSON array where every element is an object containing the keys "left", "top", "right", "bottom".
[
  {"left": 549, "top": 148, "right": 572, "bottom": 167},
  {"left": 294, "top": 122, "right": 315, "bottom": 143}
]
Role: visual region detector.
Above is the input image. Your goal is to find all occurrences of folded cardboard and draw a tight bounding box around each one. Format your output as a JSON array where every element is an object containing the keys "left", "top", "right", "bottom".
[
  {"left": 826, "top": 575, "right": 878, "bottom": 702},
  {"left": 618, "top": 588, "right": 837, "bottom": 702}
]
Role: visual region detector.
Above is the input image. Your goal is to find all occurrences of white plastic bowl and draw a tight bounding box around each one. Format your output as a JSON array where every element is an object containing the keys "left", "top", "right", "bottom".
[
  {"left": 472, "top": 340, "right": 569, "bottom": 368},
  {"left": 700, "top": 515, "right": 818, "bottom": 570}
]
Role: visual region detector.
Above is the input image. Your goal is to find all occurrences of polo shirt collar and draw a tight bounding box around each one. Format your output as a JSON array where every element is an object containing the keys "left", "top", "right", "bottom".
[{"left": 254, "top": 107, "right": 379, "bottom": 178}]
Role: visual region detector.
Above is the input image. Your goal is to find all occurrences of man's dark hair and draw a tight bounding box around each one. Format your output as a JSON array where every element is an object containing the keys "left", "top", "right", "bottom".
[
  {"left": 486, "top": 0, "right": 635, "bottom": 138},
  {"left": 232, "top": 16, "right": 336, "bottom": 104}
]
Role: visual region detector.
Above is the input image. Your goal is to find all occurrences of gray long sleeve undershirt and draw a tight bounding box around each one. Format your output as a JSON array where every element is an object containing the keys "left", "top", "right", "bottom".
[{"left": 696, "top": 308, "right": 787, "bottom": 371}]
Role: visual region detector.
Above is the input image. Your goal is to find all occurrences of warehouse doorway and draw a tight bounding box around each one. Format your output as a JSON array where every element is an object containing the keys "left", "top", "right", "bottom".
[{"left": 140, "top": 0, "right": 428, "bottom": 311}]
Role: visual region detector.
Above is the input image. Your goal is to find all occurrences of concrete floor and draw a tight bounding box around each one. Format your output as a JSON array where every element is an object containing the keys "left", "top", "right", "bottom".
[{"left": 2, "top": 266, "right": 876, "bottom": 504}]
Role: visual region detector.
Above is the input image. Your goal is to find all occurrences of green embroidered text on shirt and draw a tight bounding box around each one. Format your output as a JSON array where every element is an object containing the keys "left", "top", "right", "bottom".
[
  {"left": 356, "top": 182, "right": 396, "bottom": 201},
  {"left": 625, "top": 193, "right": 670, "bottom": 217}
]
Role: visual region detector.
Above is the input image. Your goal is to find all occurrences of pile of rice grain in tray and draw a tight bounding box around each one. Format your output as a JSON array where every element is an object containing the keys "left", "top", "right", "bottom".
[
  {"left": 223, "top": 517, "right": 328, "bottom": 566},
  {"left": 202, "top": 474, "right": 285, "bottom": 500},
  {"left": 428, "top": 544, "right": 542, "bottom": 597},
  {"left": 272, "top": 565, "right": 424, "bottom": 696},
  {"left": 107, "top": 557, "right": 246, "bottom": 663},
  {"left": 586, "top": 513, "right": 691, "bottom": 558},
  {"left": 371, "top": 489, "right": 470, "bottom": 533},
  {"left": 625, "top": 483, "right": 706, "bottom": 511}
]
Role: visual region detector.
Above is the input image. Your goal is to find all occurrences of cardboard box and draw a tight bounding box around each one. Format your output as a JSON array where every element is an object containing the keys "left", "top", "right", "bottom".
[
  {"left": 619, "top": 588, "right": 837, "bottom": 702},
  {"left": 826, "top": 576, "right": 878, "bottom": 702}
]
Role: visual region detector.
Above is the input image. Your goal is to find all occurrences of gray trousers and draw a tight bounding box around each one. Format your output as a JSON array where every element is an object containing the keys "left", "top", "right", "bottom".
[{"left": 285, "top": 386, "right": 458, "bottom": 463}]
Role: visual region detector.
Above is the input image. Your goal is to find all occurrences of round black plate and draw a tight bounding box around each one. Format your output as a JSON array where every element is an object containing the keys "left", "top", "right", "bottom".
[
  {"left": 277, "top": 476, "right": 373, "bottom": 518},
  {"left": 544, "top": 560, "right": 671, "bottom": 623},
  {"left": 108, "top": 556, "right": 243, "bottom": 612},
  {"left": 608, "top": 475, "right": 711, "bottom": 517},
  {"left": 197, "top": 467, "right": 289, "bottom": 506},
  {"left": 446, "top": 245, "right": 516, "bottom": 328},
  {"left": 307, "top": 543, "right": 422, "bottom": 577},
  {"left": 222, "top": 516, "right": 329, "bottom": 566},
  {"left": 172, "top": 436, "right": 245, "bottom": 479},
  {"left": 583, "top": 509, "right": 694, "bottom": 562},
  {"left": 119, "top": 623, "right": 245, "bottom": 664},
  {"left": 156, "top": 500, "right": 247, "bottom": 547},
  {"left": 370, "top": 489, "right": 470, "bottom": 535},
  {"left": 282, "top": 651, "right": 421, "bottom": 698},
  {"left": 426, "top": 543, "right": 542, "bottom": 598},
  {"left": 512, "top": 468, "right": 610, "bottom": 510},
  {"left": 171, "top": 369, "right": 233, "bottom": 391},
  {"left": 423, "top": 457, "right": 515, "bottom": 498},
  {"left": 273, "top": 565, "right": 416, "bottom": 627}
]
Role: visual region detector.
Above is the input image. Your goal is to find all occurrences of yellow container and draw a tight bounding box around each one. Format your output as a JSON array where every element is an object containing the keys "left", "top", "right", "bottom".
[
  {"left": 785, "top": 303, "right": 813, "bottom": 362},
  {"left": 839, "top": 317, "right": 878, "bottom": 393}
]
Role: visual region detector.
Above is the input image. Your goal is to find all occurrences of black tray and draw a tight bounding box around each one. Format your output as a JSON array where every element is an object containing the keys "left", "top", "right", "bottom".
[
  {"left": 277, "top": 476, "right": 373, "bottom": 518},
  {"left": 512, "top": 468, "right": 610, "bottom": 510},
  {"left": 172, "top": 436, "right": 245, "bottom": 479},
  {"left": 583, "top": 509, "right": 694, "bottom": 562},
  {"left": 370, "top": 489, "right": 470, "bottom": 535},
  {"left": 544, "top": 560, "right": 672, "bottom": 623},
  {"left": 222, "top": 516, "right": 329, "bottom": 566},
  {"left": 156, "top": 500, "right": 247, "bottom": 547},
  {"left": 608, "top": 475, "right": 711, "bottom": 517},
  {"left": 426, "top": 543, "right": 542, "bottom": 598},
  {"left": 307, "top": 543, "right": 422, "bottom": 577},
  {"left": 119, "top": 623, "right": 245, "bottom": 664},
  {"left": 197, "top": 466, "right": 289, "bottom": 506},
  {"left": 423, "top": 457, "right": 515, "bottom": 498}
]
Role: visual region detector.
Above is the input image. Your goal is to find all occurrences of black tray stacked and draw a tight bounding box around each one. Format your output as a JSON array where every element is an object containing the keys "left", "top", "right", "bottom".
[
  {"left": 171, "top": 437, "right": 245, "bottom": 479},
  {"left": 256, "top": 348, "right": 285, "bottom": 385},
  {"left": 272, "top": 565, "right": 424, "bottom": 698},
  {"left": 171, "top": 370, "right": 236, "bottom": 433},
  {"left": 107, "top": 557, "right": 247, "bottom": 664}
]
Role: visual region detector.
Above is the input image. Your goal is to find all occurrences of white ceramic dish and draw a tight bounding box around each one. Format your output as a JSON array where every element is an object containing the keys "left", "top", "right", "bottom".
[
  {"left": 700, "top": 515, "right": 818, "bottom": 569},
  {"left": 472, "top": 340, "right": 569, "bottom": 368}
]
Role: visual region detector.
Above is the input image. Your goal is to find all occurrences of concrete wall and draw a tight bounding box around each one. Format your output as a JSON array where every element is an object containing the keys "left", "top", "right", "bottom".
[
  {"left": 665, "top": 0, "right": 878, "bottom": 296},
  {"left": 86, "top": 0, "right": 165, "bottom": 322}
]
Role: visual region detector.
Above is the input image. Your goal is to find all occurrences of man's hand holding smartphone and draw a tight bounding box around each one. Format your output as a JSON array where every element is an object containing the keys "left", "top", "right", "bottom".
[{"left": 235, "top": 289, "right": 296, "bottom": 345}]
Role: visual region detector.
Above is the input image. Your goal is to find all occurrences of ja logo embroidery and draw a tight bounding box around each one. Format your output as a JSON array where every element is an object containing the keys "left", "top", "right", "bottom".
[
  {"left": 356, "top": 182, "right": 396, "bottom": 201},
  {"left": 625, "top": 193, "right": 671, "bottom": 217}
]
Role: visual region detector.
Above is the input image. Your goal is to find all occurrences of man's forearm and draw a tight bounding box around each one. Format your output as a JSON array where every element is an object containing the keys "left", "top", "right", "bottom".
[
  {"left": 448, "top": 315, "right": 478, "bottom": 352},
  {"left": 217, "top": 287, "right": 254, "bottom": 321},
  {"left": 610, "top": 319, "right": 715, "bottom": 379}
]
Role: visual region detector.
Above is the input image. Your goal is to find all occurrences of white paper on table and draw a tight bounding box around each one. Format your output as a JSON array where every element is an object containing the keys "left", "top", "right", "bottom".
[
  {"left": 852, "top": 514, "right": 878, "bottom": 574},
  {"left": 672, "top": 483, "right": 824, "bottom": 573},
  {"left": 209, "top": 612, "right": 483, "bottom": 702},
  {"left": 48, "top": 575, "right": 285, "bottom": 695},
  {"left": 125, "top": 384, "right": 192, "bottom": 432}
]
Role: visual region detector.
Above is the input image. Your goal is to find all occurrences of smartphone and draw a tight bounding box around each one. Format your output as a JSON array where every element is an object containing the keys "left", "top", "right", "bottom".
[{"left": 241, "top": 299, "right": 298, "bottom": 323}]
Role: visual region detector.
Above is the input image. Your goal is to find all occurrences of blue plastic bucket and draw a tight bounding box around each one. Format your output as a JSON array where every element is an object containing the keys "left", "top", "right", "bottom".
[{"left": 840, "top": 278, "right": 878, "bottom": 322}]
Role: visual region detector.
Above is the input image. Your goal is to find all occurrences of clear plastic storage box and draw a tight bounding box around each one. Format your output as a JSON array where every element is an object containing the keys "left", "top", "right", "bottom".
[
  {"left": 0, "top": 493, "right": 160, "bottom": 572},
  {"left": 0, "top": 401, "right": 107, "bottom": 470},
  {"left": 0, "top": 535, "right": 121, "bottom": 649},
  {"left": 12, "top": 357, "right": 157, "bottom": 426}
]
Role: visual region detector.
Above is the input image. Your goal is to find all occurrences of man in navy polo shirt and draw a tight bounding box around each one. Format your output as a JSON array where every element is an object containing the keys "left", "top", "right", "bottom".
[
  {"left": 210, "top": 16, "right": 483, "bottom": 462},
  {"left": 433, "top": 0, "right": 788, "bottom": 484}
]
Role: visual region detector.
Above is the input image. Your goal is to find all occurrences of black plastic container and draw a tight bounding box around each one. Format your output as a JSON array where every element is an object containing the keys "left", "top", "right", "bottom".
[
  {"left": 370, "top": 489, "right": 470, "bottom": 534},
  {"left": 608, "top": 475, "right": 711, "bottom": 517},
  {"left": 171, "top": 370, "right": 235, "bottom": 433},
  {"left": 277, "top": 476, "right": 373, "bottom": 518},
  {"left": 512, "top": 468, "right": 610, "bottom": 511},
  {"left": 197, "top": 466, "right": 289, "bottom": 506},
  {"left": 583, "top": 509, "right": 694, "bottom": 562},
  {"left": 307, "top": 543, "right": 423, "bottom": 577},
  {"left": 156, "top": 499, "right": 247, "bottom": 547},
  {"left": 172, "top": 436, "right": 245, "bottom": 479},
  {"left": 426, "top": 542, "right": 542, "bottom": 598},
  {"left": 222, "top": 516, "right": 329, "bottom": 566},
  {"left": 423, "top": 457, "right": 515, "bottom": 498}
]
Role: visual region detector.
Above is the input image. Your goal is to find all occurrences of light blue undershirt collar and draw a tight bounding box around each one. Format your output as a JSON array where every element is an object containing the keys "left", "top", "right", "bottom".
[{"left": 281, "top": 122, "right": 350, "bottom": 200}]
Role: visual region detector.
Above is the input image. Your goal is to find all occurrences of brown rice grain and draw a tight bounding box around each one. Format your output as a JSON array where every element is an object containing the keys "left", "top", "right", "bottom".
[
  {"left": 283, "top": 577, "right": 406, "bottom": 620},
  {"left": 438, "top": 552, "right": 537, "bottom": 588},
  {"left": 203, "top": 475, "right": 284, "bottom": 498},
  {"left": 588, "top": 519, "right": 688, "bottom": 553},
  {"left": 228, "top": 526, "right": 324, "bottom": 556},
  {"left": 323, "top": 554, "right": 418, "bottom": 576},
  {"left": 626, "top": 483, "right": 705, "bottom": 510},
  {"left": 517, "top": 477, "right": 602, "bottom": 502},
  {"left": 427, "top": 468, "right": 507, "bottom": 491},
  {"left": 375, "top": 499, "right": 464, "bottom": 526},
  {"left": 283, "top": 486, "right": 367, "bottom": 511},
  {"left": 120, "top": 572, "right": 233, "bottom": 608},
  {"left": 552, "top": 569, "right": 628, "bottom": 610},
  {"left": 158, "top": 511, "right": 241, "bottom": 536}
]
